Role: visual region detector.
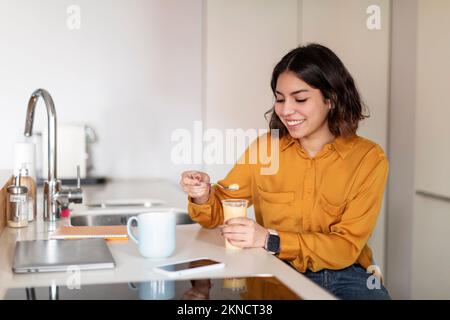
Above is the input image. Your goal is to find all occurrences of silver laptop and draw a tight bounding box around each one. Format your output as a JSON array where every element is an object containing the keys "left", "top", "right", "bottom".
[{"left": 13, "top": 238, "right": 116, "bottom": 273}]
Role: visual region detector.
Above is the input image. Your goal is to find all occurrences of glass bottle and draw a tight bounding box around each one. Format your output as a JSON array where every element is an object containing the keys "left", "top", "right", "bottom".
[
  {"left": 7, "top": 173, "right": 29, "bottom": 228},
  {"left": 19, "top": 164, "right": 37, "bottom": 222}
]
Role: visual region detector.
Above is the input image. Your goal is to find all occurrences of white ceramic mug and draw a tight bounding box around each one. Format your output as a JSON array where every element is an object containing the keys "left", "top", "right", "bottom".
[{"left": 127, "top": 212, "right": 176, "bottom": 258}]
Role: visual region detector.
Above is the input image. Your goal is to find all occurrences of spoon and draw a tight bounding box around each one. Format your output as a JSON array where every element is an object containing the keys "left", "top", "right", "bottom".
[{"left": 208, "top": 183, "right": 240, "bottom": 191}]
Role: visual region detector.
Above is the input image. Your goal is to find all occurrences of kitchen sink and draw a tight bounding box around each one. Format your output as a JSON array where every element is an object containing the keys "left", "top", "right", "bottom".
[
  {"left": 84, "top": 198, "right": 165, "bottom": 208},
  {"left": 70, "top": 208, "right": 195, "bottom": 226}
]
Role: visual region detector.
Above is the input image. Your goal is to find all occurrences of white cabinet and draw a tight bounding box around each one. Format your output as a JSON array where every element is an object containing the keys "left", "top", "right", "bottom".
[{"left": 412, "top": 0, "right": 450, "bottom": 299}]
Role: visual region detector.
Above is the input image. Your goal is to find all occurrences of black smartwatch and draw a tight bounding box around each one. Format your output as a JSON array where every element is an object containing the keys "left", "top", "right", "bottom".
[{"left": 265, "top": 229, "right": 280, "bottom": 255}]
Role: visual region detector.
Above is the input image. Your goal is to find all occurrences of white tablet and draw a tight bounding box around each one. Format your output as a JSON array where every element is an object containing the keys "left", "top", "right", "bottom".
[{"left": 153, "top": 258, "right": 225, "bottom": 277}]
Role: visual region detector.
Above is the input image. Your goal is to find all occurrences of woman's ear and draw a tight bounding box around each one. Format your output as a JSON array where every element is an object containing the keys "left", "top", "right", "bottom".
[
  {"left": 327, "top": 93, "right": 337, "bottom": 110},
  {"left": 326, "top": 98, "right": 333, "bottom": 110}
]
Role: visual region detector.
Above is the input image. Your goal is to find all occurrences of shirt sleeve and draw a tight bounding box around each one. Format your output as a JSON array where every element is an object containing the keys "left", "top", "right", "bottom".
[
  {"left": 187, "top": 143, "right": 255, "bottom": 229},
  {"left": 277, "top": 146, "right": 389, "bottom": 271}
]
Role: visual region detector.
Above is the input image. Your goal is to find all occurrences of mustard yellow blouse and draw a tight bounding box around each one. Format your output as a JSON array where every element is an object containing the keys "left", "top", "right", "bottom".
[{"left": 188, "top": 133, "right": 389, "bottom": 273}]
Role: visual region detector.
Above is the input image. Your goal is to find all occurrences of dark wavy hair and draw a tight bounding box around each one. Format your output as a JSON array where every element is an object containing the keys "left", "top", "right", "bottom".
[{"left": 265, "top": 43, "right": 369, "bottom": 138}]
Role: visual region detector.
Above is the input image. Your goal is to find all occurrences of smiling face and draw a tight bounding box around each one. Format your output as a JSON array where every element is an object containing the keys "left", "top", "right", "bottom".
[{"left": 274, "top": 71, "right": 333, "bottom": 140}]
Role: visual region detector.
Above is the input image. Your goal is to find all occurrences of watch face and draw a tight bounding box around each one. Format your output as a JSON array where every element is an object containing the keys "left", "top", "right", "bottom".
[{"left": 268, "top": 234, "right": 280, "bottom": 253}]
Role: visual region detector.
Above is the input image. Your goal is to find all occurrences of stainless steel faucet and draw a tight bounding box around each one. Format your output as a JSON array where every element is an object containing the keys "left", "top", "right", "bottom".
[{"left": 24, "top": 89, "right": 83, "bottom": 221}]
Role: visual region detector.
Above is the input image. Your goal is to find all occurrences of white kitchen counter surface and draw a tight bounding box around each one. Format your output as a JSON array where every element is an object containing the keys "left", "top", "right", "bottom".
[{"left": 0, "top": 179, "right": 335, "bottom": 300}]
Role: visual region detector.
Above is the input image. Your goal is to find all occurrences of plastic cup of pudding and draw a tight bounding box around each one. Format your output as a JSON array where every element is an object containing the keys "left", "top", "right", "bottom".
[{"left": 221, "top": 199, "right": 248, "bottom": 250}]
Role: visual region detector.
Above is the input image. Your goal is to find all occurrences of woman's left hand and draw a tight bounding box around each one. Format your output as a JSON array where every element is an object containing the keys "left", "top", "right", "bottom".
[{"left": 221, "top": 217, "right": 269, "bottom": 248}]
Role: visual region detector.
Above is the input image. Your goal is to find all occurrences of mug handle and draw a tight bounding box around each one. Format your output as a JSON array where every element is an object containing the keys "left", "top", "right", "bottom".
[{"left": 127, "top": 216, "right": 139, "bottom": 244}]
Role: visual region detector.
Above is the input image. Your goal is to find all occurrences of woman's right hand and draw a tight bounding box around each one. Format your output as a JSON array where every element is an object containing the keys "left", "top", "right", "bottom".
[{"left": 180, "top": 171, "right": 211, "bottom": 204}]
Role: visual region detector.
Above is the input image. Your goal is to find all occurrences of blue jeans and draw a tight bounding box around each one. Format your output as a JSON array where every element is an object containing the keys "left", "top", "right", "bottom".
[{"left": 303, "top": 264, "right": 391, "bottom": 300}]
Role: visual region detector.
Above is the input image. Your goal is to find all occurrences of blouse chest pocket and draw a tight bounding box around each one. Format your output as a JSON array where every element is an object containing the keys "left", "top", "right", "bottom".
[
  {"left": 319, "top": 195, "right": 347, "bottom": 226},
  {"left": 257, "top": 187, "right": 296, "bottom": 228},
  {"left": 319, "top": 194, "right": 347, "bottom": 216}
]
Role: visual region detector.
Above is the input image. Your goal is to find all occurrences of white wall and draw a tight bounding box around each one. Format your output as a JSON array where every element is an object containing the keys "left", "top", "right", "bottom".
[
  {"left": 204, "top": 0, "right": 299, "bottom": 182},
  {"left": 0, "top": 0, "right": 203, "bottom": 181}
]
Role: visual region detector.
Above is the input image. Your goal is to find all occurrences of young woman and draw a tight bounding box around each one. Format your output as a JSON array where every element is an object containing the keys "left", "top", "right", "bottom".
[{"left": 180, "top": 43, "right": 390, "bottom": 300}]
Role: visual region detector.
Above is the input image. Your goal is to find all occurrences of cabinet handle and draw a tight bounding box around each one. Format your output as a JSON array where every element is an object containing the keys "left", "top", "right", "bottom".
[{"left": 416, "top": 190, "right": 450, "bottom": 203}]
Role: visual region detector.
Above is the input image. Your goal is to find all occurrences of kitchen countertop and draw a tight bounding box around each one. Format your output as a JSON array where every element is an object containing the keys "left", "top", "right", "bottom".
[{"left": 0, "top": 179, "right": 335, "bottom": 300}]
